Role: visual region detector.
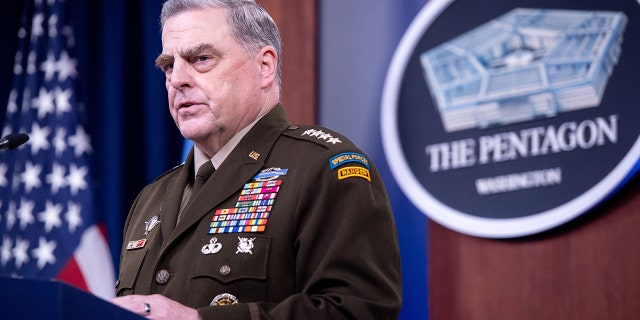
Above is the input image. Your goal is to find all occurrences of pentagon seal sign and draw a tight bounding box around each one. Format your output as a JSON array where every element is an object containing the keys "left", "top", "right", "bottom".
[{"left": 381, "top": 0, "right": 640, "bottom": 238}]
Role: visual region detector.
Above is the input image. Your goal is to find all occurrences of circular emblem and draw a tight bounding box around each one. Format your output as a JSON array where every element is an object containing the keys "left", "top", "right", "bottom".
[
  {"left": 210, "top": 293, "right": 238, "bottom": 306},
  {"left": 155, "top": 269, "right": 171, "bottom": 285},
  {"left": 219, "top": 264, "right": 231, "bottom": 276},
  {"left": 381, "top": 0, "right": 640, "bottom": 238}
]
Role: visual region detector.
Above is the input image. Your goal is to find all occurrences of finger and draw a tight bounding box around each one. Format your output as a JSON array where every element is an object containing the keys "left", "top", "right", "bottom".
[{"left": 111, "top": 295, "right": 148, "bottom": 316}]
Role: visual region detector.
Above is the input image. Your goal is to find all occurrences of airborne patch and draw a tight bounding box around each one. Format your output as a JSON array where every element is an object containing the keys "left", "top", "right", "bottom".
[{"left": 337, "top": 166, "right": 371, "bottom": 182}]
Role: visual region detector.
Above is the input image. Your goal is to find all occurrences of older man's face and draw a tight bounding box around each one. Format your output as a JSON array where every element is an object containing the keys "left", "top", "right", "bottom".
[{"left": 157, "top": 7, "right": 268, "bottom": 155}]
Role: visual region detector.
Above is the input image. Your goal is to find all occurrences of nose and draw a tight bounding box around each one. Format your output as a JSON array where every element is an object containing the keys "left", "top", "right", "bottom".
[{"left": 169, "top": 59, "right": 193, "bottom": 90}]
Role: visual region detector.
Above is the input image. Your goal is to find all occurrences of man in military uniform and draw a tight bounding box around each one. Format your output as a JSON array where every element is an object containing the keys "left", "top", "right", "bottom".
[{"left": 110, "top": 0, "right": 402, "bottom": 319}]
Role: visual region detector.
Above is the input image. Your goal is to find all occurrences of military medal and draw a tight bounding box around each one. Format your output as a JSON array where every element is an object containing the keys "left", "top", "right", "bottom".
[{"left": 208, "top": 168, "right": 287, "bottom": 235}]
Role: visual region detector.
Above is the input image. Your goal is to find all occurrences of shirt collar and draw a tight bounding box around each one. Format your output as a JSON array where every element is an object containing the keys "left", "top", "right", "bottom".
[{"left": 192, "top": 115, "right": 264, "bottom": 179}]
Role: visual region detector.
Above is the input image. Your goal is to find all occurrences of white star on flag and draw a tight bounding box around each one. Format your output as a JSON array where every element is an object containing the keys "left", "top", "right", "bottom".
[
  {"left": 32, "top": 236, "right": 56, "bottom": 269},
  {"left": 54, "top": 87, "right": 72, "bottom": 115},
  {"left": 1, "top": 236, "right": 13, "bottom": 266},
  {"left": 12, "top": 237, "right": 30, "bottom": 269},
  {"left": 21, "top": 161, "right": 43, "bottom": 192},
  {"left": 40, "top": 51, "right": 57, "bottom": 81},
  {"left": 28, "top": 123, "right": 50, "bottom": 155},
  {"left": 38, "top": 201, "right": 63, "bottom": 233},
  {"left": 45, "top": 163, "right": 66, "bottom": 194},
  {"left": 17, "top": 199, "right": 36, "bottom": 230}
]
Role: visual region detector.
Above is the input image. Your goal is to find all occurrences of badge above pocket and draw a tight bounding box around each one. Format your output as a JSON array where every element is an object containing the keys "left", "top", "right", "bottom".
[{"left": 193, "top": 235, "right": 271, "bottom": 284}]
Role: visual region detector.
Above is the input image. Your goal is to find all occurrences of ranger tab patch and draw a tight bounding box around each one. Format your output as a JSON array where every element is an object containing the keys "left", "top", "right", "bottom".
[{"left": 337, "top": 166, "right": 371, "bottom": 182}]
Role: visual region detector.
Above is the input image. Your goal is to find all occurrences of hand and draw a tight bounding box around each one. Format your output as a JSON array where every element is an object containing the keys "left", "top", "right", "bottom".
[{"left": 111, "top": 294, "right": 201, "bottom": 320}]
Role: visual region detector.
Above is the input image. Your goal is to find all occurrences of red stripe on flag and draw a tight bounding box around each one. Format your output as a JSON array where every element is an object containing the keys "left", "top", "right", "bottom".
[
  {"left": 98, "top": 223, "right": 109, "bottom": 240},
  {"left": 55, "top": 257, "right": 89, "bottom": 292}
]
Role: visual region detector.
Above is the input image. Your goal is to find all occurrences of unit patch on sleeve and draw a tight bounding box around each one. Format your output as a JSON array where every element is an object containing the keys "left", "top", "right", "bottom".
[
  {"left": 208, "top": 168, "right": 287, "bottom": 234},
  {"left": 329, "top": 152, "right": 370, "bottom": 170}
]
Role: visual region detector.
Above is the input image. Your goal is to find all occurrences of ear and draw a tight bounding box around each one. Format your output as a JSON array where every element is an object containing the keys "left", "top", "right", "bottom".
[{"left": 258, "top": 46, "right": 278, "bottom": 88}]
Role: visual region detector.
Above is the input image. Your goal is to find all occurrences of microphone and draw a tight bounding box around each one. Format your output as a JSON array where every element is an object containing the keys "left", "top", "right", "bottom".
[{"left": 0, "top": 133, "right": 29, "bottom": 150}]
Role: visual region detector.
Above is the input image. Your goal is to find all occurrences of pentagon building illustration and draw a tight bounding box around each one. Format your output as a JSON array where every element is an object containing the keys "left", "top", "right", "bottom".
[{"left": 420, "top": 8, "right": 627, "bottom": 132}]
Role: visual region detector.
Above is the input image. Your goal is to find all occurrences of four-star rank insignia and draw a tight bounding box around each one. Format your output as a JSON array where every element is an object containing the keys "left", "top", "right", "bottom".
[{"left": 301, "top": 129, "right": 343, "bottom": 145}]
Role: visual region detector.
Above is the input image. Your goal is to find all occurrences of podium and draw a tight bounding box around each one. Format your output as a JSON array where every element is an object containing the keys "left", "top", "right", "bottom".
[{"left": 0, "top": 277, "right": 144, "bottom": 320}]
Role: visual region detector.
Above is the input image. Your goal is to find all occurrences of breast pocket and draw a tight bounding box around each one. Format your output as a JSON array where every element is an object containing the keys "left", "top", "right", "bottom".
[
  {"left": 116, "top": 249, "right": 148, "bottom": 296},
  {"left": 190, "top": 234, "right": 270, "bottom": 306}
]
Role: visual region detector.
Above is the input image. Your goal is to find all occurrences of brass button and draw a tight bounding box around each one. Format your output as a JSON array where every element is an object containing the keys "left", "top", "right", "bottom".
[
  {"left": 219, "top": 264, "right": 231, "bottom": 276},
  {"left": 155, "top": 269, "right": 170, "bottom": 284}
]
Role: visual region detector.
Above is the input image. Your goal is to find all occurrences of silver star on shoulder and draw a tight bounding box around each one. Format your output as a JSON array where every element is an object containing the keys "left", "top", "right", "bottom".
[{"left": 301, "top": 129, "right": 342, "bottom": 144}]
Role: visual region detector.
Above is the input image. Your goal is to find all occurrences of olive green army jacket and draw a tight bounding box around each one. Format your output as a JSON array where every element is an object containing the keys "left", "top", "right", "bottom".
[{"left": 116, "top": 104, "right": 402, "bottom": 319}]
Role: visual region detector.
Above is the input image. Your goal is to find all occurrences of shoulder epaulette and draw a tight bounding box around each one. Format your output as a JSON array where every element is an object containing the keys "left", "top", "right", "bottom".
[
  {"left": 281, "top": 125, "right": 348, "bottom": 148},
  {"left": 152, "top": 162, "right": 184, "bottom": 182},
  {"left": 282, "top": 125, "right": 372, "bottom": 183}
]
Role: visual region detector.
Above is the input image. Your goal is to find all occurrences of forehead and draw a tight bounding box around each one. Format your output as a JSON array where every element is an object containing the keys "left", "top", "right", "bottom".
[{"left": 161, "top": 7, "right": 231, "bottom": 52}]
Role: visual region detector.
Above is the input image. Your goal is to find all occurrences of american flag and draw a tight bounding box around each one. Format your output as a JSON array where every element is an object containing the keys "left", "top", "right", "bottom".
[{"left": 0, "top": 0, "right": 114, "bottom": 300}]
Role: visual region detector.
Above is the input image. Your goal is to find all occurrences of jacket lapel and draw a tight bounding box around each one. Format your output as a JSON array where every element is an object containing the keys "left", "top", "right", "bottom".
[{"left": 159, "top": 152, "right": 193, "bottom": 244}]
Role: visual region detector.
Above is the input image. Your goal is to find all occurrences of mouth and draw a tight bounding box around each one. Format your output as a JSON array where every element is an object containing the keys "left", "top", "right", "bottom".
[
  {"left": 174, "top": 101, "right": 204, "bottom": 119},
  {"left": 178, "top": 101, "right": 197, "bottom": 109},
  {"left": 176, "top": 100, "right": 208, "bottom": 115}
]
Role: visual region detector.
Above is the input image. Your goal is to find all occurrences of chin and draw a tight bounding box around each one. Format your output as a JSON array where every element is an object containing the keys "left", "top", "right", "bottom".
[{"left": 180, "top": 126, "right": 213, "bottom": 144}]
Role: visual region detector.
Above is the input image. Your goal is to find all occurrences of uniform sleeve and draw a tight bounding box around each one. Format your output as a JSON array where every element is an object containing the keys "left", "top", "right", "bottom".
[{"left": 197, "top": 147, "right": 402, "bottom": 319}]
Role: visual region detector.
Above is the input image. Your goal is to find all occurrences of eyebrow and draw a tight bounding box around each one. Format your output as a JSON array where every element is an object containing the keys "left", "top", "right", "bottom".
[
  {"left": 154, "top": 54, "right": 173, "bottom": 69},
  {"left": 155, "top": 43, "right": 220, "bottom": 69}
]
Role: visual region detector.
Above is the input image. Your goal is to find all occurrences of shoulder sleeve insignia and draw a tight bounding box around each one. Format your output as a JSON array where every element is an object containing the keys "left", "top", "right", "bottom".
[
  {"left": 337, "top": 166, "right": 371, "bottom": 182},
  {"left": 329, "top": 152, "right": 370, "bottom": 170},
  {"left": 328, "top": 151, "right": 371, "bottom": 182}
]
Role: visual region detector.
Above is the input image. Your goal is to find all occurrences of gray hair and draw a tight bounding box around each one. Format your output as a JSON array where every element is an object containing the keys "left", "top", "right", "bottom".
[{"left": 160, "top": 0, "right": 282, "bottom": 85}]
